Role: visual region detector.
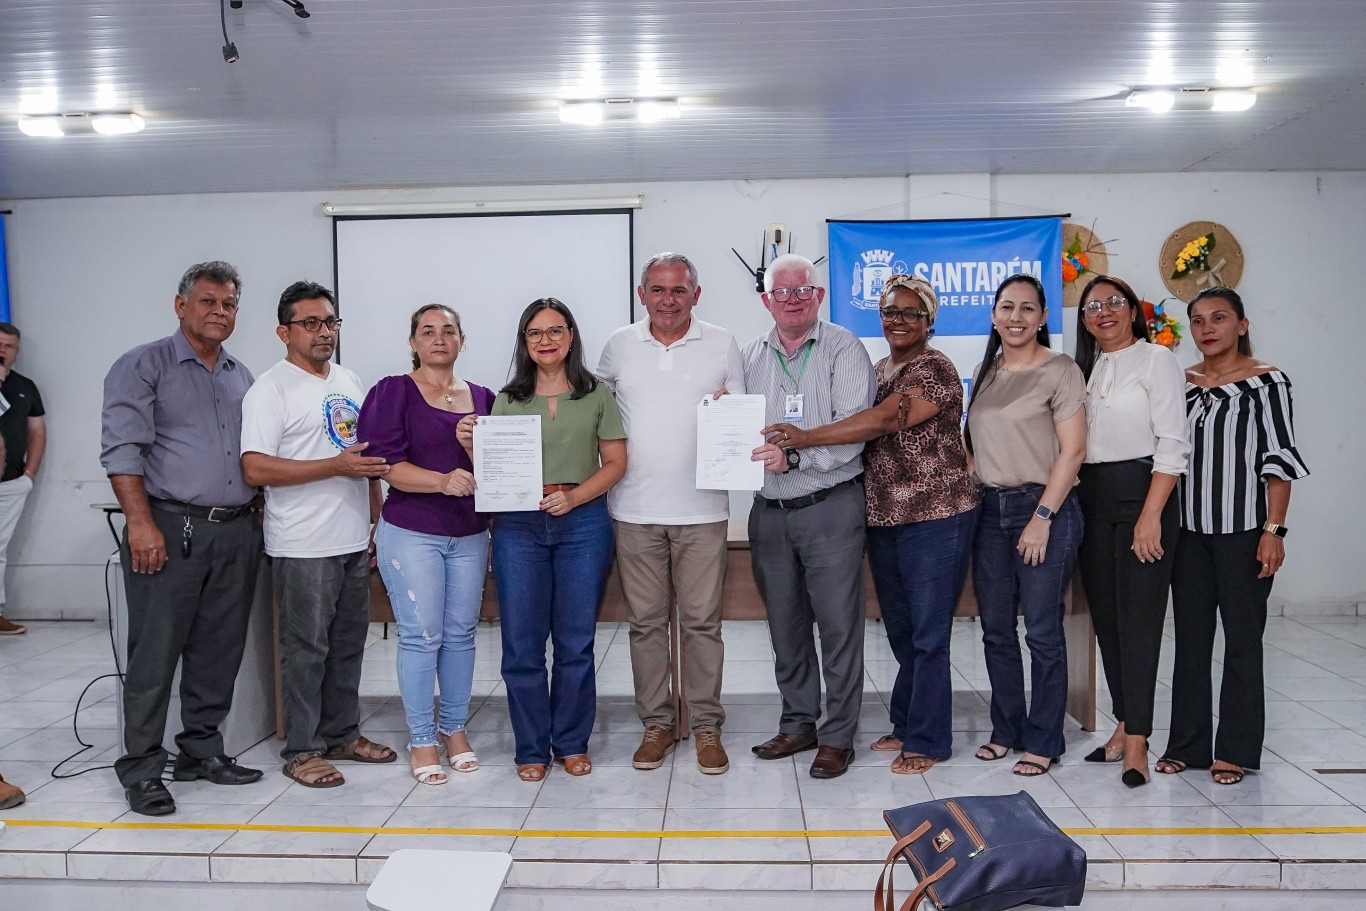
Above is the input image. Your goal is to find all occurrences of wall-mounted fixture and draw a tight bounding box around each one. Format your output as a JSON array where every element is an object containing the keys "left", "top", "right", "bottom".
[
  {"left": 320, "top": 196, "right": 645, "bottom": 217},
  {"left": 17, "top": 112, "right": 145, "bottom": 137},
  {"left": 559, "top": 98, "right": 682, "bottom": 125},
  {"left": 1126, "top": 88, "right": 1257, "bottom": 113}
]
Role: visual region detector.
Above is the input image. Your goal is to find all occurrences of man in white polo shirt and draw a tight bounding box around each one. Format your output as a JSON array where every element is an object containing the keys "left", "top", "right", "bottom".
[
  {"left": 241, "top": 281, "right": 395, "bottom": 789},
  {"left": 597, "top": 253, "right": 745, "bottom": 775}
]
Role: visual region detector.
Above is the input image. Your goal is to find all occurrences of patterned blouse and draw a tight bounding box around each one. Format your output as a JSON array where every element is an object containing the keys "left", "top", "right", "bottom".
[{"left": 864, "top": 347, "right": 980, "bottom": 527}]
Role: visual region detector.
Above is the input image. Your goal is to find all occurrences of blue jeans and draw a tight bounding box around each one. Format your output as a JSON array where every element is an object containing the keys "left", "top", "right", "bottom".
[
  {"left": 375, "top": 518, "right": 489, "bottom": 748},
  {"left": 491, "top": 498, "right": 614, "bottom": 765},
  {"left": 867, "top": 507, "right": 978, "bottom": 760},
  {"left": 973, "top": 486, "right": 1083, "bottom": 760}
]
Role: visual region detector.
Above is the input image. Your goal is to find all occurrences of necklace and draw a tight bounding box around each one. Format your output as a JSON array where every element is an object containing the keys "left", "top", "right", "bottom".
[{"left": 417, "top": 373, "right": 459, "bottom": 406}]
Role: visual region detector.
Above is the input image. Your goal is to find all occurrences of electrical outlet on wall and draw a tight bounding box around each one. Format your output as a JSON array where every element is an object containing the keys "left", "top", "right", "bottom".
[{"left": 766, "top": 223, "right": 786, "bottom": 248}]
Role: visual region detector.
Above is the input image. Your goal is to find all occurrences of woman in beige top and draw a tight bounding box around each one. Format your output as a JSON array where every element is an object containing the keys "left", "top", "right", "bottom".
[{"left": 964, "top": 275, "right": 1087, "bottom": 777}]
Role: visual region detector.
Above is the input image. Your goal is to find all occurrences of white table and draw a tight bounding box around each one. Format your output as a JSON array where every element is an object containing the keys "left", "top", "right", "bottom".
[{"left": 366, "top": 849, "right": 513, "bottom": 911}]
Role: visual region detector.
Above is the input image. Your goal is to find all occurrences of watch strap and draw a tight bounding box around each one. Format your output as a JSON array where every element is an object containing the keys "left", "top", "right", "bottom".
[{"left": 1262, "top": 521, "right": 1288, "bottom": 538}]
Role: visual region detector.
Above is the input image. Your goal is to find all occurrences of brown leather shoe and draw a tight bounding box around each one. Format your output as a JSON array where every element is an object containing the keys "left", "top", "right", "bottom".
[
  {"left": 751, "top": 731, "right": 818, "bottom": 760},
  {"left": 0, "top": 773, "right": 26, "bottom": 810},
  {"left": 809, "top": 745, "right": 855, "bottom": 779},
  {"left": 0, "top": 616, "right": 26, "bottom": 635},
  {"left": 632, "top": 726, "right": 677, "bottom": 770},
  {"left": 694, "top": 729, "right": 729, "bottom": 775}
]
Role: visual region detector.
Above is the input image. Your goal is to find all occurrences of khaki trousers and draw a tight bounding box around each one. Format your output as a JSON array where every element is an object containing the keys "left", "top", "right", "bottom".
[{"left": 614, "top": 520, "right": 728, "bottom": 732}]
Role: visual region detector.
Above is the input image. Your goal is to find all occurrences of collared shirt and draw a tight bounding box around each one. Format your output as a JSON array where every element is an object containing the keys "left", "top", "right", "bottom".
[
  {"left": 1084, "top": 340, "right": 1189, "bottom": 476},
  {"left": 741, "top": 319, "right": 876, "bottom": 499},
  {"left": 0, "top": 369, "right": 45, "bottom": 482},
  {"left": 101, "top": 330, "right": 256, "bottom": 506},
  {"left": 597, "top": 317, "right": 745, "bottom": 524}
]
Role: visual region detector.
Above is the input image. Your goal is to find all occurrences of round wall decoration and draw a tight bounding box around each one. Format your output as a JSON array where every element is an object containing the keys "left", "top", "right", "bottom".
[
  {"left": 1159, "top": 220, "right": 1244, "bottom": 301},
  {"left": 1060, "top": 222, "right": 1110, "bottom": 308}
]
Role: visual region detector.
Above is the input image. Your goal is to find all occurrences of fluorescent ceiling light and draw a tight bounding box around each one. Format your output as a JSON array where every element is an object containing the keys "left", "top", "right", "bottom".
[
  {"left": 92, "top": 112, "right": 146, "bottom": 135},
  {"left": 320, "top": 195, "right": 645, "bottom": 217},
  {"left": 559, "top": 101, "right": 604, "bottom": 125},
  {"left": 18, "top": 115, "right": 64, "bottom": 137},
  {"left": 1125, "top": 90, "right": 1175, "bottom": 113},
  {"left": 636, "top": 100, "right": 681, "bottom": 123},
  {"left": 1210, "top": 90, "right": 1257, "bottom": 112}
]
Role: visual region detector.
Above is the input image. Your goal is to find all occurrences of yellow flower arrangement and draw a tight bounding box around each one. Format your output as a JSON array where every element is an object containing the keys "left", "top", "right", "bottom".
[{"left": 1171, "top": 232, "right": 1216, "bottom": 279}]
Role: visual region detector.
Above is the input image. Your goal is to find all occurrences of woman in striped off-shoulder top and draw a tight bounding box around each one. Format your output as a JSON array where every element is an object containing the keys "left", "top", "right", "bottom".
[{"left": 1156, "top": 287, "right": 1309, "bottom": 786}]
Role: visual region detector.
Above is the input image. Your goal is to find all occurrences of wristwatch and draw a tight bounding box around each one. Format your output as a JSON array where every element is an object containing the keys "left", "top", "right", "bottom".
[
  {"left": 1034, "top": 503, "right": 1055, "bottom": 521},
  {"left": 784, "top": 448, "right": 801, "bottom": 472},
  {"left": 1262, "top": 521, "right": 1288, "bottom": 538}
]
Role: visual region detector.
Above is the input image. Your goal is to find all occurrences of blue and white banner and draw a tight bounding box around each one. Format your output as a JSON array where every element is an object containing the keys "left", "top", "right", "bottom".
[
  {"left": 827, "top": 216, "right": 1063, "bottom": 339},
  {"left": 0, "top": 214, "right": 10, "bottom": 323}
]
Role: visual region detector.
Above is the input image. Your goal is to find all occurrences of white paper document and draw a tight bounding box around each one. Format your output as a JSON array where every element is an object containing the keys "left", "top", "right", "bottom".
[
  {"left": 696, "top": 394, "right": 767, "bottom": 491},
  {"left": 473, "top": 415, "right": 544, "bottom": 512}
]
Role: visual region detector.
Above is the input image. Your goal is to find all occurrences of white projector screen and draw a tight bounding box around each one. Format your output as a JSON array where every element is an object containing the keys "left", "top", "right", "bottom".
[{"left": 333, "top": 211, "right": 635, "bottom": 396}]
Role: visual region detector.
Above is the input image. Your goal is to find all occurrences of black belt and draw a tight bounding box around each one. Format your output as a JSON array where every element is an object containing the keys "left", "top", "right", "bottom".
[
  {"left": 755, "top": 476, "right": 861, "bottom": 511},
  {"left": 148, "top": 498, "right": 255, "bottom": 523}
]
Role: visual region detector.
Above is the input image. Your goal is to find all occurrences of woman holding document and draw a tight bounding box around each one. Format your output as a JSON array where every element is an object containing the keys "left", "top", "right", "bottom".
[
  {"left": 763, "top": 275, "right": 978, "bottom": 775},
  {"left": 360, "top": 304, "right": 494, "bottom": 786},
  {"left": 461, "top": 298, "right": 626, "bottom": 782}
]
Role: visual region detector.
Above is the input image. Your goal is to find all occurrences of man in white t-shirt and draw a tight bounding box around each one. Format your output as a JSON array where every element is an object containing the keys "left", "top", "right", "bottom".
[
  {"left": 241, "top": 281, "right": 395, "bottom": 788},
  {"left": 597, "top": 253, "right": 745, "bottom": 775}
]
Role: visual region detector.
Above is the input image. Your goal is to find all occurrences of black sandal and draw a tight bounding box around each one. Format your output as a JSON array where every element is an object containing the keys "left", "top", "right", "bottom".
[
  {"left": 1155, "top": 757, "right": 1187, "bottom": 775},
  {"left": 1211, "top": 766, "right": 1245, "bottom": 785},
  {"left": 1013, "top": 759, "right": 1052, "bottom": 777},
  {"left": 975, "top": 743, "right": 1009, "bottom": 762}
]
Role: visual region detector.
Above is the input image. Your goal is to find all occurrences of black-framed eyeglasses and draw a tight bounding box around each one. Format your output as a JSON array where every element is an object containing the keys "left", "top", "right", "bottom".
[
  {"left": 525, "top": 325, "right": 569, "bottom": 343},
  {"left": 880, "top": 307, "right": 928, "bottom": 325},
  {"left": 285, "top": 316, "right": 342, "bottom": 332},
  {"left": 768, "top": 285, "right": 818, "bottom": 303},
  {"left": 1081, "top": 295, "right": 1128, "bottom": 316}
]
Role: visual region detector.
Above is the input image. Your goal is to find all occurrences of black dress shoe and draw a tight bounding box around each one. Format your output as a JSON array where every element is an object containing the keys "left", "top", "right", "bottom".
[
  {"left": 809, "top": 745, "right": 856, "bottom": 779},
  {"left": 751, "top": 731, "right": 819, "bottom": 760},
  {"left": 172, "top": 754, "right": 264, "bottom": 785},
  {"left": 1122, "top": 768, "right": 1150, "bottom": 789},
  {"left": 125, "top": 779, "right": 176, "bottom": 816}
]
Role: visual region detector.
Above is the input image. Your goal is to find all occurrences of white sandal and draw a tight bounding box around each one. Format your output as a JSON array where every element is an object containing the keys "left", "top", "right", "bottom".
[
  {"left": 412, "top": 764, "right": 447, "bottom": 786},
  {"left": 448, "top": 751, "right": 479, "bottom": 773}
]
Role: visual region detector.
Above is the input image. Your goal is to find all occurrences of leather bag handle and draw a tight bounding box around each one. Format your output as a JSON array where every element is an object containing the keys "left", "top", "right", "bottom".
[{"left": 873, "top": 821, "right": 930, "bottom": 911}]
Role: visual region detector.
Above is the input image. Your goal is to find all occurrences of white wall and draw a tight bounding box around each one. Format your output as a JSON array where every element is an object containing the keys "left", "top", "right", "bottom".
[{"left": 2, "top": 171, "right": 1361, "bottom": 618}]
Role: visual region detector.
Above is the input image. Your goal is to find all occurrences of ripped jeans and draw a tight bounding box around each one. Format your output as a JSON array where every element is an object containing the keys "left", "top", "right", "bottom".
[{"left": 374, "top": 518, "right": 489, "bottom": 748}]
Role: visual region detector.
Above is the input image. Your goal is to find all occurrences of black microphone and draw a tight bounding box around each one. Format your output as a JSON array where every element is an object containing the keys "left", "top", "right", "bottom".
[{"left": 280, "top": 0, "right": 310, "bottom": 17}]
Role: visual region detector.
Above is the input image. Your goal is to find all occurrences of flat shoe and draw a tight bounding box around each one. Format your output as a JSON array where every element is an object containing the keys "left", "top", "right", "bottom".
[
  {"left": 557, "top": 754, "right": 592, "bottom": 776},
  {"left": 809, "top": 745, "right": 855, "bottom": 779},
  {"left": 412, "top": 764, "right": 447, "bottom": 786},
  {"left": 448, "top": 750, "right": 479, "bottom": 773},
  {"left": 869, "top": 734, "right": 903, "bottom": 752},
  {"left": 975, "top": 743, "right": 1010, "bottom": 762},
  {"left": 752, "top": 731, "right": 818, "bottom": 760},
  {"left": 892, "top": 752, "right": 937, "bottom": 775},
  {"left": 324, "top": 735, "right": 397, "bottom": 764},
  {"left": 517, "top": 763, "right": 547, "bottom": 782},
  {"left": 125, "top": 779, "right": 176, "bottom": 816},
  {"left": 283, "top": 754, "right": 345, "bottom": 788},
  {"left": 1013, "top": 759, "right": 1051, "bottom": 777}
]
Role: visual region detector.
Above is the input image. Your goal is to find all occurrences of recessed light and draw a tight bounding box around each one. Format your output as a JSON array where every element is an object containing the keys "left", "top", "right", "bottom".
[
  {"left": 559, "top": 101, "right": 604, "bottom": 125},
  {"left": 1210, "top": 90, "right": 1257, "bottom": 112},
  {"left": 18, "top": 115, "right": 65, "bottom": 137},
  {"left": 91, "top": 112, "right": 146, "bottom": 135},
  {"left": 636, "top": 100, "right": 681, "bottom": 123},
  {"left": 1125, "top": 90, "right": 1175, "bottom": 113}
]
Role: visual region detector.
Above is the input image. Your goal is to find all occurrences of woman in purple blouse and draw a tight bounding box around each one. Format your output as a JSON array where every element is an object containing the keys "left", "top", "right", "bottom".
[{"left": 357, "top": 305, "right": 495, "bottom": 786}]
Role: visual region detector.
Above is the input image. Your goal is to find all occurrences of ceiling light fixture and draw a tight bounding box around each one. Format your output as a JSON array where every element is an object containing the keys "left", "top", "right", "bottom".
[
  {"left": 559, "top": 98, "right": 682, "bottom": 125},
  {"left": 559, "top": 101, "right": 605, "bottom": 125},
  {"left": 1125, "top": 90, "right": 1175, "bottom": 113},
  {"left": 18, "top": 115, "right": 65, "bottom": 138},
  {"left": 1210, "top": 90, "right": 1257, "bottom": 112},
  {"left": 635, "top": 100, "right": 682, "bottom": 123},
  {"left": 91, "top": 112, "right": 147, "bottom": 135}
]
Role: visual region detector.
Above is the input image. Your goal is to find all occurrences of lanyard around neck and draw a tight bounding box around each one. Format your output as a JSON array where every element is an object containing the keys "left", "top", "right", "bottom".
[{"left": 774, "top": 341, "right": 813, "bottom": 387}]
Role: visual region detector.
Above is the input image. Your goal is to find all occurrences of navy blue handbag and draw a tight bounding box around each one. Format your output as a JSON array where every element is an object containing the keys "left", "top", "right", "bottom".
[{"left": 875, "top": 791, "right": 1086, "bottom": 911}]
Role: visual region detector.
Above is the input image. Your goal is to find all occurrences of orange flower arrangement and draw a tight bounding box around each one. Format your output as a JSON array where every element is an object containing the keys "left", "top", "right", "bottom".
[{"left": 1141, "top": 298, "right": 1183, "bottom": 349}]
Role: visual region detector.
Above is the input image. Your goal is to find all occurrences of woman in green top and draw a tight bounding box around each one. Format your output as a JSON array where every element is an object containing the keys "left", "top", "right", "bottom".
[{"left": 479, "top": 298, "right": 626, "bottom": 782}]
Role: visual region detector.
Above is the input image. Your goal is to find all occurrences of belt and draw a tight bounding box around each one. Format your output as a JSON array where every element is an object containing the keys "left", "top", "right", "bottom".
[
  {"left": 543, "top": 483, "right": 579, "bottom": 496},
  {"left": 148, "top": 498, "right": 255, "bottom": 522},
  {"left": 755, "top": 476, "right": 860, "bottom": 511}
]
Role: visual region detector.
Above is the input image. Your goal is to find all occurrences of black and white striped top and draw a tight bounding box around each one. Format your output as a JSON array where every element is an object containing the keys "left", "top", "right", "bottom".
[{"left": 1180, "top": 370, "right": 1309, "bottom": 534}]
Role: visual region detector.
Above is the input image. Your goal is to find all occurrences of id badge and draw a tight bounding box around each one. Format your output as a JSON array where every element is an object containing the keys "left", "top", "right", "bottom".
[{"left": 784, "top": 393, "right": 805, "bottom": 422}]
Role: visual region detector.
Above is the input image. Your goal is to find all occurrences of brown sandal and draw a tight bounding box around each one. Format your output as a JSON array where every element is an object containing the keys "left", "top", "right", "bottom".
[
  {"left": 891, "top": 752, "right": 937, "bottom": 775},
  {"left": 557, "top": 754, "right": 592, "bottom": 776},
  {"left": 283, "top": 753, "right": 345, "bottom": 788},
  {"left": 517, "top": 763, "right": 547, "bottom": 782},
  {"left": 324, "top": 735, "right": 397, "bottom": 764},
  {"left": 869, "top": 734, "right": 903, "bottom": 752}
]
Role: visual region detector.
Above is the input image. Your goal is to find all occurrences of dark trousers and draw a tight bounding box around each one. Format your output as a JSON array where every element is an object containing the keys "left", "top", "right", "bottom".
[
  {"left": 274, "top": 551, "right": 370, "bottom": 760},
  {"left": 1077, "top": 460, "right": 1178, "bottom": 737},
  {"left": 491, "top": 499, "right": 615, "bottom": 766},
  {"left": 974, "top": 487, "right": 1083, "bottom": 760},
  {"left": 115, "top": 509, "right": 261, "bottom": 786},
  {"left": 867, "top": 507, "right": 977, "bottom": 760},
  {"left": 749, "top": 481, "right": 867, "bottom": 750},
  {"left": 1164, "top": 528, "right": 1272, "bottom": 770}
]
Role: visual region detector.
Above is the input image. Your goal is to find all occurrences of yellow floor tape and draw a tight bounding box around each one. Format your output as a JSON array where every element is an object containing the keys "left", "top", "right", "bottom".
[{"left": 7, "top": 819, "right": 1366, "bottom": 838}]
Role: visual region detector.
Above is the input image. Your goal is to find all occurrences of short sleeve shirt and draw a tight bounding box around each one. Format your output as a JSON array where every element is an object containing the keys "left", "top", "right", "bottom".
[
  {"left": 966, "top": 354, "right": 1086, "bottom": 488},
  {"left": 0, "top": 370, "right": 44, "bottom": 482},
  {"left": 492, "top": 383, "right": 626, "bottom": 485}
]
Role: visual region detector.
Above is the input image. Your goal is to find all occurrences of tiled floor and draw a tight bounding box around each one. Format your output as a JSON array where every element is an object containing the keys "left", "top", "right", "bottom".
[{"left": 4, "top": 615, "right": 1366, "bottom": 893}]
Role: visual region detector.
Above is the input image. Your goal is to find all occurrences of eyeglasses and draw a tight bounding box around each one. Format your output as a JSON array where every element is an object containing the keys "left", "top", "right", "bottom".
[
  {"left": 285, "top": 316, "right": 342, "bottom": 332},
  {"left": 880, "top": 307, "right": 928, "bottom": 325},
  {"left": 525, "top": 325, "right": 569, "bottom": 343},
  {"left": 1082, "top": 295, "right": 1128, "bottom": 317},
  {"left": 768, "top": 285, "right": 818, "bottom": 303}
]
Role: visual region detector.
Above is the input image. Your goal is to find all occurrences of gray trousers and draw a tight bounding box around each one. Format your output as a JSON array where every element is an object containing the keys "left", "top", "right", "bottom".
[
  {"left": 748, "top": 481, "right": 867, "bottom": 750},
  {"left": 274, "top": 551, "right": 370, "bottom": 760},
  {"left": 115, "top": 509, "right": 261, "bottom": 786}
]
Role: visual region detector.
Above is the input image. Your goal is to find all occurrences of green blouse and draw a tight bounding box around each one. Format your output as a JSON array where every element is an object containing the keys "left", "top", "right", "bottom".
[{"left": 492, "top": 383, "right": 626, "bottom": 485}]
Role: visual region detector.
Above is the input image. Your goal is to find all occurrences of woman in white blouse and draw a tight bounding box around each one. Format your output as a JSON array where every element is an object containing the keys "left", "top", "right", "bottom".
[{"left": 1073, "top": 275, "right": 1189, "bottom": 788}]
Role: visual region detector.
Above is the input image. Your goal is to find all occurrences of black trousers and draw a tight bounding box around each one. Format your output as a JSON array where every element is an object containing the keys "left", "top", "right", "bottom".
[
  {"left": 1077, "top": 460, "right": 1178, "bottom": 738},
  {"left": 1163, "top": 527, "right": 1272, "bottom": 770},
  {"left": 115, "top": 508, "right": 262, "bottom": 786}
]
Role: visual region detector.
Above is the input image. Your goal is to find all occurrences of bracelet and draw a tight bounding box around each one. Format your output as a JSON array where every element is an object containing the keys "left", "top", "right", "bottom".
[{"left": 1262, "top": 521, "right": 1288, "bottom": 538}]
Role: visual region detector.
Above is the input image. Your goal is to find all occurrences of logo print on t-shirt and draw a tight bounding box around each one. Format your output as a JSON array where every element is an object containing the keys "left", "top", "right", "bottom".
[{"left": 322, "top": 393, "right": 360, "bottom": 450}]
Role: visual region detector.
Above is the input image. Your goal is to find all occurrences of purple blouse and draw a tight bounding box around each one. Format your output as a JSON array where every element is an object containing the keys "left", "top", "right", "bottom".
[{"left": 357, "top": 374, "right": 495, "bottom": 538}]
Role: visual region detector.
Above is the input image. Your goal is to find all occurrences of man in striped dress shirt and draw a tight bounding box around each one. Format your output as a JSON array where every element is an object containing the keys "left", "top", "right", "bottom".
[{"left": 742, "top": 254, "right": 876, "bottom": 780}]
